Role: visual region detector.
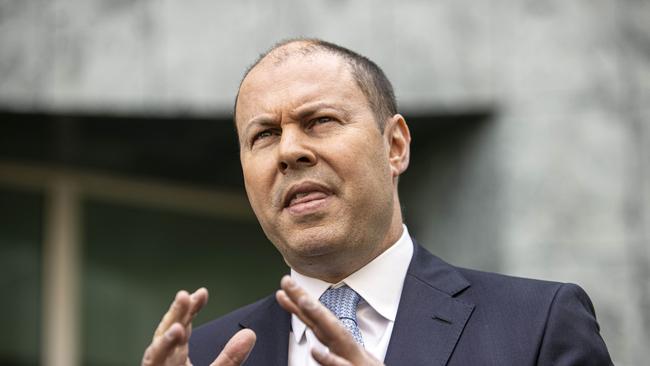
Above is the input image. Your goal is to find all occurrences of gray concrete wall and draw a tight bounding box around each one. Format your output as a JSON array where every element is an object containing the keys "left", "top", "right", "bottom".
[{"left": 1, "top": 0, "right": 648, "bottom": 364}]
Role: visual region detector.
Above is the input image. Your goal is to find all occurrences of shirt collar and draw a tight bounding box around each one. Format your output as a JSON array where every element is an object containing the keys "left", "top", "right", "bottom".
[{"left": 290, "top": 225, "right": 414, "bottom": 342}]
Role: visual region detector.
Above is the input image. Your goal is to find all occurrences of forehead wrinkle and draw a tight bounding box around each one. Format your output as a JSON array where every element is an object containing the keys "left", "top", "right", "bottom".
[
  {"left": 245, "top": 59, "right": 356, "bottom": 114},
  {"left": 289, "top": 101, "right": 353, "bottom": 122}
]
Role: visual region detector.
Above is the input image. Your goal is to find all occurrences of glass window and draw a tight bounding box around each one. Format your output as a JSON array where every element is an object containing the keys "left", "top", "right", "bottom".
[
  {"left": 0, "top": 188, "right": 43, "bottom": 366},
  {"left": 81, "top": 199, "right": 286, "bottom": 365}
]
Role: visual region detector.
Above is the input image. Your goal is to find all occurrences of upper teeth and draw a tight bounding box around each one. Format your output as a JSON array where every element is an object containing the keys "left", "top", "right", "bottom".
[{"left": 295, "top": 192, "right": 308, "bottom": 199}]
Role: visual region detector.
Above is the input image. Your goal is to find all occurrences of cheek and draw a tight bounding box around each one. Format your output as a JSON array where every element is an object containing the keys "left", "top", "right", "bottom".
[
  {"left": 333, "top": 139, "right": 392, "bottom": 190},
  {"left": 242, "top": 162, "right": 272, "bottom": 208},
  {"left": 351, "top": 137, "right": 391, "bottom": 173}
]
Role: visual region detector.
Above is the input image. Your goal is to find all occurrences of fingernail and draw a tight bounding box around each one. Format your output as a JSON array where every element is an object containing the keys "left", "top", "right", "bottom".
[{"left": 298, "top": 295, "right": 317, "bottom": 310}]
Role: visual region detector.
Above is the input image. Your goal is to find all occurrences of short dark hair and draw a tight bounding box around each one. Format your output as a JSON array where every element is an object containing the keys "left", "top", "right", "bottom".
[{"left": 234, "top": 38, "right": 397, "bottom": 130}]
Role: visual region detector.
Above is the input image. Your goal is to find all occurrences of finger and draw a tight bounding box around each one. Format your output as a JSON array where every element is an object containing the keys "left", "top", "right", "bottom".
[
  {"left": 154, "top": 290, "right": 192, "bottom": 339},
  {"left": 181, "top": 288, "right": 209, "bottom": 343},
  {"left": 142, "top": 322, "right": 186, "bottom": 366},
  {"left": 276, "top": 288, "right": 334, "bottom": 343},
  {"left": 277, "top": 276, "right": 348, "bottom": 341},
  {"left": 312, "top": 348, "right": 353, "bottom": 366},
  {"left": 276, "top": 288, "right": 319, "bottom": 335},
  {"left": 276, "top": 290, "right": 303, "bottom": 320},
  {"left": 295, "top": 292, "right": 359, "bottom": 357},
  {"left": 211, "top": 329, "right": 257, "bottom": 366},
  {"left": 154, "top": 287, "right": 208, "bottom": 341},
  {"left": 188, "top": 287, "right": 209, "bottom": 320},
  {"left": 276, "top": 276, "right": 328, "bottom": 330},
  {"left": 278, "top": 276, "right": 360, "bottom": 358}
]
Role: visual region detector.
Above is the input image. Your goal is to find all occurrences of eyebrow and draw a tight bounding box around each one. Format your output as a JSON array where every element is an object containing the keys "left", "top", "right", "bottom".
[
  {"left": 242, "top": 102, "right": 351, "bottom": 138},
  {"left": 290, "top": 102, "right": 351, "bottom": 121},
  {"left": 243, "top": 115, "right": 279, "bottom": 137}
]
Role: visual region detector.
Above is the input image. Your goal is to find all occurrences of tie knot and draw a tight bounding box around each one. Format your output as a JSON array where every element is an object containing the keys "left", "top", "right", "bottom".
[
  {"left": 319, "top": 285, "right": 361, "bottom": 319},
  {"left": 319, "top": 285, "right": 364, "bottom": 345}
]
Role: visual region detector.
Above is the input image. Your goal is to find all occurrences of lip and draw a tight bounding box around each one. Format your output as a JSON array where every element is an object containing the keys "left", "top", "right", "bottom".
[{"left": 282, "top": 181, "right": 333, "bottom": 213}]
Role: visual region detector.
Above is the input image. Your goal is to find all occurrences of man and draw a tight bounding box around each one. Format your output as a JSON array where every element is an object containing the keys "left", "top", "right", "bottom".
[{"left": 141, "top": 39, "right": 612, "bottom": 366}]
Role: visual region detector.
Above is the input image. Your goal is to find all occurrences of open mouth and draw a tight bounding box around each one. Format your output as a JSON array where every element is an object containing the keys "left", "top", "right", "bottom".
[{"left": 283, "top": 182, "right": 332, "bottom": 214}]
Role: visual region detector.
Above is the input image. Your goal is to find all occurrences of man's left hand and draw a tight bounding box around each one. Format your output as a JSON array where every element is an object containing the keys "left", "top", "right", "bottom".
[{"left": 276, "top": 276, "right": 385, "bottom": 366}]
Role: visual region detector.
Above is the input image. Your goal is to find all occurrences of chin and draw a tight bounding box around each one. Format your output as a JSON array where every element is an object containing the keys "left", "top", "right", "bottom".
[{"left": 279, "top": 226, "right": 347, "bottom": 259}]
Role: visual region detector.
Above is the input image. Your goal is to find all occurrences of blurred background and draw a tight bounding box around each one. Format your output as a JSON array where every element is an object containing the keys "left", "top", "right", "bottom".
[{"left": 0, "top": 0, "right": 648, "bottom": 365}]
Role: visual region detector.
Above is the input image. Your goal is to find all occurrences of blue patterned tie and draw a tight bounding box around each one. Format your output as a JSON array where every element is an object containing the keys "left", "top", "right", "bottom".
[{"left": 319, "top": 285, "right": 364, "bottom": 345}]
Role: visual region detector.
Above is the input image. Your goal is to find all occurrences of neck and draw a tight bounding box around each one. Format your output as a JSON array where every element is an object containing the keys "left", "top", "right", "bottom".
[{"left": 292, "top": 219, "right": 404, "bottom": 284}]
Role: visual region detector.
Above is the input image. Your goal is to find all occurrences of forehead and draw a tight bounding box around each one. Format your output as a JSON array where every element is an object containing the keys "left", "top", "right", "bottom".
[{"left": 235, "top": 51, "right": 367, "bottom": 129}]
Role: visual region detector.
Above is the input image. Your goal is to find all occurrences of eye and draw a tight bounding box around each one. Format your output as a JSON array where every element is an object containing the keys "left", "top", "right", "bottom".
[
  {"left": 308, "top": 116, "right": 334, "bottom": 128},
  {"left": 251, "top": 129, "right": 276, "bottom": 145}
]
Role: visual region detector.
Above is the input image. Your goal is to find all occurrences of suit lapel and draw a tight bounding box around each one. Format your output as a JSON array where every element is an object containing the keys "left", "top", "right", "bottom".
[
  {"left": 384, "top": 244, "right": 475, "bottom": 366},
  {"left": 239, "top": 296, "right": 291, "bottom": 366}
]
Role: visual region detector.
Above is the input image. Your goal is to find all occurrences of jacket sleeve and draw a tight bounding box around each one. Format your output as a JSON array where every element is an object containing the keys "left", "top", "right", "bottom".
[{"left": 536, "top": 283, "right": 613, "bottom": 366}]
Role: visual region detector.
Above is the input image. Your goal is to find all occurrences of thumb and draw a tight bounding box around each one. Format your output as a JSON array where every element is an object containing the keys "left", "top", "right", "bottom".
[{"left": 210, "top": 329, "right": 256, "bottom": 366}]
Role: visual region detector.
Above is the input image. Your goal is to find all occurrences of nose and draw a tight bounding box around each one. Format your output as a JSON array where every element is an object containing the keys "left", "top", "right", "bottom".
[{"left": 277, "top": 128, "right": 316, "bottom": 173}]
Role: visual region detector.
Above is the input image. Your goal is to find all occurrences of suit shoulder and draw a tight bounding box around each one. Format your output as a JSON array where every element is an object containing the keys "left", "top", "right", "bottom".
[
  {"left": 450, "top": 269, "right": 612, "bottom": 364},
  {"left": 457, "top": 266, "right": 566, "bottom": 295},
  {"left": 451, "top": 266, "right": 589, "bottom": 318},
  {"left": 411, "top": 243, "right": 587, "bottom": 305},
  {"left": 454, "top": 267, "right": 603, "bottom": 331}
]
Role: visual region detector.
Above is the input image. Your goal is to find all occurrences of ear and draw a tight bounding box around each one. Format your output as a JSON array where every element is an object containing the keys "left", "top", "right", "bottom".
[{"left": 384, "top": 114, "right": 411, "bottom": 178}]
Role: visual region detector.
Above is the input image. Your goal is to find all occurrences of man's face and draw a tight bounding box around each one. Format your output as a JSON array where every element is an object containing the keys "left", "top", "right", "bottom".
[{"left": 235, "top": 51, "right": 398, "bottom": 277}]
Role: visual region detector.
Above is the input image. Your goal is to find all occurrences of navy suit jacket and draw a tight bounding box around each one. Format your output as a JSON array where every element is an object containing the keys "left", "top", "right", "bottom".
[{"left": 190, "top": 243, "right": 612, "bottom": 365}]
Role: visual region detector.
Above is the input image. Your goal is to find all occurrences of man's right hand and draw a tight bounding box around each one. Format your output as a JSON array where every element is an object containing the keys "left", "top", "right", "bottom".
[{"left": 141, "top": 288, "right": 256, "bottom": 366}]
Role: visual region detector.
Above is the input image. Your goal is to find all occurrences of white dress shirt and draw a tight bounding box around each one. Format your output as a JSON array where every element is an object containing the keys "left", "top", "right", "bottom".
[{"left": 288, "top": 225, "right": 414, "bottom": 365}]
